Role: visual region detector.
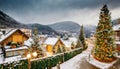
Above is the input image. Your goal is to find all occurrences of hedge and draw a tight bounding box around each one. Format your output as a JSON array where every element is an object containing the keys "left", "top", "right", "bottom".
[
  {"left": 31, "top": 48, "right": 82, "bottom": 69},
  {"left": 0, "top": 59, "right": 28, "bottom": 69},
  {"left": 0, "top": 48, "right": 82, "bottom": 69}
]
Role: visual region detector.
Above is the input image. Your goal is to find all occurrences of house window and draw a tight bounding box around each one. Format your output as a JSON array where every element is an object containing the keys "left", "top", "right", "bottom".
[
  {"left": 46, "top": 45, "right": 52, "bottom": 52},
  {"left": 6, "top": 52, "right": 12, "bottom": 57},
  {"left": 14, "top": 51, "right": 19, "bottom": 56}
]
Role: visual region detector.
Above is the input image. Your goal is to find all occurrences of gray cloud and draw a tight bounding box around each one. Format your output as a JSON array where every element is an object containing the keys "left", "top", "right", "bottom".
[{"left": 0, "top": 0, "right": 120, "bottom": 25}]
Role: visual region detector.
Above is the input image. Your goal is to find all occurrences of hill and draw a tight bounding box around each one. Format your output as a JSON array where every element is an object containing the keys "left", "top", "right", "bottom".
[
  {"left": 49, "top": 21, "right": 80, "bottom": 33},
  {"left": 0, "top": 10, "right": 58, "bottom": 35},
  {"left": 27, "top": 23, "right": 58, "bottom": 35},
  {"left": 0, "top": 10, "right": 25, "bottom": 28},
  {"left": 49, "top": 21, "right": 96, "bottom": 37}
]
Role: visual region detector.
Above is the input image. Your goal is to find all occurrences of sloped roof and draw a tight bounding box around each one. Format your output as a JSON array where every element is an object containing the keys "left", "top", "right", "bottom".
[
  {"left": 113, "top": 24, "right": 120, "bottom": 31},
  {"left": 62, "top": 40, "right": 72, "bottom": 47},
  {"left": 69, "top": 37, "right": 77, "bottom": 43},
  {"left": 0, "top": 29, "right": 17, "bottom": 42},
  {"left": 24, "top": 38, "right": 34, "bottom": 47},
  {"left": 44, "top": 37, "right": 59, "bottom": 46},
  {"left": 0, "top": 29, "right": 29, "bottom": 43}
]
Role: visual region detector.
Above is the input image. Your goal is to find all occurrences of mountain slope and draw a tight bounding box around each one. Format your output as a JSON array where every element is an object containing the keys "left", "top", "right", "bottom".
[
  {"left": 49, "top": 21, "right": 80, "bottom": 33},
  {"left": 49, "top": 21, "right": 96, "bottom": 37},
  {"left": 0, "top": 10, "right": 25, "bottom": 28},
  {"left": 0, "top": 10, "right": 96, "bottom": 36},
  {"left": 27, "top": 23, "right": 58, "bottom": 35},
  {"left": 0, "top": 10, "right": 58, "bottom": 35}
]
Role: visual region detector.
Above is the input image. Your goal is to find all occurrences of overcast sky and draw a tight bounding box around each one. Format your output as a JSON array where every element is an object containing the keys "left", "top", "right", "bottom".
[{"left": 0, "top": 0, "right": 120, "bottom": 25}]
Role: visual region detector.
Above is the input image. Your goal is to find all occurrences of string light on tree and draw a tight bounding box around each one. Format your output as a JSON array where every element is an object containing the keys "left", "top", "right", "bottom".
[{"left": 92, "top": 5, "right": 116, "bottom": 62}]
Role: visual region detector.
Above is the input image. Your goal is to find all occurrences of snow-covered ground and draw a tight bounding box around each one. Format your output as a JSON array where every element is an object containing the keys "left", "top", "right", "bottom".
[
  {"left": 52, "top": 43, "right": 120, "bottom": 69},
  {"left": 52, "top": 44, "right": 95, "bottom": 69}
]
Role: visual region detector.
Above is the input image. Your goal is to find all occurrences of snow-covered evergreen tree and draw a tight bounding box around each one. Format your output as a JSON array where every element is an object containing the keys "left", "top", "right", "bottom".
[
  {"left": 30, "top": 28, "right": 45, "bottom": 58},
  {"left": 76, "top": 39, "right": 83, "bottom": 49},
  {"left": 79, "top": 25, "right": 87, "bottom": 50}
]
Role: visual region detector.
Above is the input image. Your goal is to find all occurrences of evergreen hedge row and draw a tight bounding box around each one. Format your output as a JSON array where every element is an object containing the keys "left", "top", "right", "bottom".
[
  {"left": 0, "top": 59, "right": 28, "bottom": 69},
  {"left": 31, "top": 48, "right": 82, "bottom": 69},
  {"left": 0, "top": 48, "right": 82, "bottom": 69}
]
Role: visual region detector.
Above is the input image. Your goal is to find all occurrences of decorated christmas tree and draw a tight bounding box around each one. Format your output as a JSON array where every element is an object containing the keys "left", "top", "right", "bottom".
[
  {"left": 92, "top": 5, "right": 116, "bottom": 62},
  {"left": 79, "top": 25, "right": 87, "bottom": 50}
]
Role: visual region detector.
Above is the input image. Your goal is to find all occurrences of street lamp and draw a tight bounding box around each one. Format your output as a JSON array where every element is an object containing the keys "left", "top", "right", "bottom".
[
  {"left": 27, "top": 53, "right": 31, "bottom": 69},
  {"left": 32, "top": 52, "right": 37, "bottom": 58},
  {"left": 27, "top": 54, "right": 31, "bottom": 59},
  {"left": 26, "top": 52, "right": 38, "bottom": 69}
]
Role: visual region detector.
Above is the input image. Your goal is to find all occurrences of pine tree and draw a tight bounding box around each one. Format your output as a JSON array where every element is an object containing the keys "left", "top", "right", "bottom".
[
  {"left": 92, "top": 5, "right": 116, "bottom": 62},
  {"left": 31, "top": 28, "right": 44, "bottom": 58},
  {"left": 76, "top": 39, "right": 83, "bottom": 48},
  {"left": 79, "top": 25, "right": 87, "bottom": 50}
]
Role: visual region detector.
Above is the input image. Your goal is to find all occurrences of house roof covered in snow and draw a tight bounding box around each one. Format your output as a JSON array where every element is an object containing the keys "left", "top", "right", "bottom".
[
  {"left": 24, "top": 38, "right": 34, "bottom": 47},
  {"left": 0, "top": 29, "right": 29, "bottom": 43},
  {"left": 113, "top": 24, "right": 120, "bottom": 31},
  {"left": 0, "top": 29, "right": 17, "bottom": 42},
  {"left": 44, "top": 37, "right": 60, "bottom": 46},
  {"left": 115, "top": 41, "right": 120, "bottom": 44},
  {"left": 62, "top": 40, "right": 72, "bottom": 47},
  {"left": 69, "top": 37, "right": 77, "bottom": 44}
]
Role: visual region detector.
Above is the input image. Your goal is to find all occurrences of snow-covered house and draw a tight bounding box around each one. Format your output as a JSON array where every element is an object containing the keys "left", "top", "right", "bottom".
[
  {"left": 0, "top": 28, "right": 29, "bottom": 57},
  {"left": 0, "top": 28, "right": 29, "bottom": 46},
  {"left": 43, "top": 37, "right": 64, "bottom": 54},
  {"left": 113, "top": 24, "right": 120, "bottom": 54},
  {"left": 69, "top": 37, "right": 78, "bottom": 46},
  {"left": 62, "top": 37, "right": 77, "bottom": 51},
  {"left": 38, "top": 34, "right": 48, "bottom": 44},
  {"left": 62, "top": 40, "right": 73, "bottom": 51}
]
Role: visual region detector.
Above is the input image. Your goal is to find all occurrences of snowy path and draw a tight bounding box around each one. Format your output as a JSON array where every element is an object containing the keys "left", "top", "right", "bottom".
[
  {"left": 52, "top": 43, "right": 120, "bottom": 69},
  {"left": 52, "top": 44, "right": 95, "bottom": 69}
]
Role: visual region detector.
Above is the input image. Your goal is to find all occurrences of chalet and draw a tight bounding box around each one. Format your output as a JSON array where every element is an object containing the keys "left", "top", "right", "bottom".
[
  {"left": 113, "top": 25, "right": 120, "bottom": 55},
  {"left": 0, "top": 29, "right": 29, "bottom": 57},
  {"left": 0, "top": 29, "right": 29, "bottom": 46},
  {"left": 62, "top": 37, "right": 77, "bottom": 51},
  {"left": 69, "top": 37, "right": 77, "bottom": 46},
  {"left": 43, "top": 37, "right": 64, "bottom": 54},
  {"left": 62, "top": 40, "right": 73, "bottom": 51}
]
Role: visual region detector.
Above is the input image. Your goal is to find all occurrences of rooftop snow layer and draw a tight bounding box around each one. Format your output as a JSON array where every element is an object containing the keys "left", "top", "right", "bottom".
[
  {"left": 44, "top": 37, "right": 59, "bottom": 46},
  {"left": 113, "top": 24, "right": 120, "bottom": 30},
  {"left": 0, "top": 29, "right": 18, "bottom": 42},
  {"left": 6, "top": 46, "right": 28, "bottom": 51}
]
